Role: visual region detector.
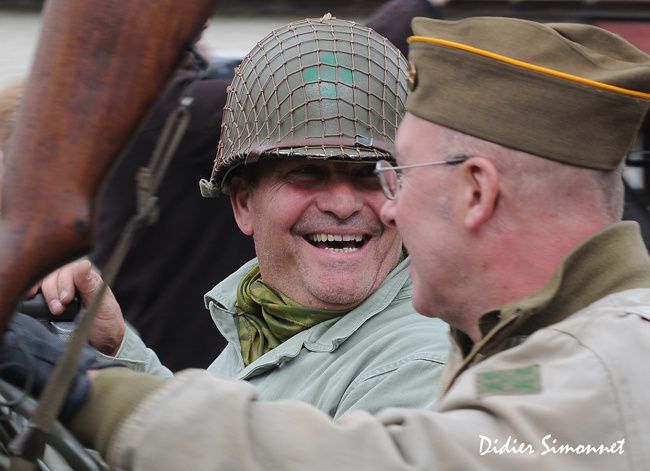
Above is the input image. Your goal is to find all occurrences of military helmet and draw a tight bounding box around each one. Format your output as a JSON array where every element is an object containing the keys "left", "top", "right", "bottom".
[{"left": 200, "top": 14, "right": 409, "bottom": 197}]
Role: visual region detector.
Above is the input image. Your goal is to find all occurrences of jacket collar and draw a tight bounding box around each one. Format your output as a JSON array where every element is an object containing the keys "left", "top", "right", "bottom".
[
  {"left": 204, "top": 257, "right": 412, "bottom": 374},
  {"left": 445, "top": 222, "right": 650, "bottom": 390}
]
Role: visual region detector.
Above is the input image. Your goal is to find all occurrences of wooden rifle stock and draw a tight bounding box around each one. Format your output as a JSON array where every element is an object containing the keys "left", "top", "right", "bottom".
[{"left": 0, "top": 0, "right": 218, "bottom": 336}]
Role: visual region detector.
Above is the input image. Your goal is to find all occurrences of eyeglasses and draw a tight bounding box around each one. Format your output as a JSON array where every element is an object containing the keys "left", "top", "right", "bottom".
[{"left": 374, "top": 155, "right": 469, "bottom": 200}]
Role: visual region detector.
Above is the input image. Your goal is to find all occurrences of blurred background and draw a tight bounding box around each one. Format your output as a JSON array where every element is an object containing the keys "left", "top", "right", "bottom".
[
  {"left": 2, "top": 1, "right": 649, "bottom": 91},
  {"left": 0, "top": 1, "right": 380, "bottom": 90},
  {"left": 2, "top": 1, "right": 649, "bottom": 90}
]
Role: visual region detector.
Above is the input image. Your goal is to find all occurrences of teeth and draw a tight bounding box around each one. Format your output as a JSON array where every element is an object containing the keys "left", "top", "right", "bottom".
[
  {"left": 325, "top": 247, "right": 359, "bottom": 253},
  {"left": 308, "top": 233, "right": 364, "bottom": 242}
]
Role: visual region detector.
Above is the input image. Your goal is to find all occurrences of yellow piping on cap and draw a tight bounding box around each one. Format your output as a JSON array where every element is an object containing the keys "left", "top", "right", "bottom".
[{"left": 408, "top": 35, "right": 650, "bottom": 100}]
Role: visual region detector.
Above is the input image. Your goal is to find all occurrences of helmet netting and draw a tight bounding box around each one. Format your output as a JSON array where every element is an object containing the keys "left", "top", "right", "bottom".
[{"left": 205, "top": 15, "right": 408, "bottom": 195}]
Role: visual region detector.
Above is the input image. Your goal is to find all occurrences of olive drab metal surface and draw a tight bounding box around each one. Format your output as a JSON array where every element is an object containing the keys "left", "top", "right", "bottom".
[{"left": 200, "top": 14, "right": 409, "bottom": 196}]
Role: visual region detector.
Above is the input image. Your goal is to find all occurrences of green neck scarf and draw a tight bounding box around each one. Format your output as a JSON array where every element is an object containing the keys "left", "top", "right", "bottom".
[{"left": 236, "top": 265, "right": 348, "bottom": 366}]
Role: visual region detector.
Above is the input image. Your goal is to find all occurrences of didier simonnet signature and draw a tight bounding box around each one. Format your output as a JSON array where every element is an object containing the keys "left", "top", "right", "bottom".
[{"left": 478, "top": 435, "right": 625, "bottom": 456}]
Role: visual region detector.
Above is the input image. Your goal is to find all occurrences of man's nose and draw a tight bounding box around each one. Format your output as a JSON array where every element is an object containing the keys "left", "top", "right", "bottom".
[
  {"left": 379, "top": 198, "right": 397, "bottom": 228},
  {"left": 316, "top": 178, "right": 363, "bottom": 220}
]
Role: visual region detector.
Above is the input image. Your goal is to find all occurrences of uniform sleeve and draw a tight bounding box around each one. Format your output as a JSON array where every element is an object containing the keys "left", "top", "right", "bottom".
[
  {"left": 334, "top": 353, "right": 443, "bottom": 418},
  {"left": 86, "top": 324, "right": 632, "bottom": 471}
]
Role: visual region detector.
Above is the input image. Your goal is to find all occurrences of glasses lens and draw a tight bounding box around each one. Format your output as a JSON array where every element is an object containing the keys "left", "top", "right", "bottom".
[{"left": 375, "top": 160, "right": 398, "bottom": 200}]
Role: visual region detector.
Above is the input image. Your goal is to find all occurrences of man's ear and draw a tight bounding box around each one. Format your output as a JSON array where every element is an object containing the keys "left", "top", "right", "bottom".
[
  {"left": 460, "top": 157, "right": 499, "bottom": 230},
  {"left": 229, "top": 177, "right": 255, "bottom": 236}
]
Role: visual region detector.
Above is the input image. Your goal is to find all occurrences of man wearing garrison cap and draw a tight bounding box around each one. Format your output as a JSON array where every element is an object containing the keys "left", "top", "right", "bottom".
[{"left": 5, "top": 17, "right": 650, "bottom": 470}]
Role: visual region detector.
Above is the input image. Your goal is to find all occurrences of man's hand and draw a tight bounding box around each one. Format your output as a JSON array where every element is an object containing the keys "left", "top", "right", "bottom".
[{"left": 35, "top": 260, "right": 126, "bottom": 356}]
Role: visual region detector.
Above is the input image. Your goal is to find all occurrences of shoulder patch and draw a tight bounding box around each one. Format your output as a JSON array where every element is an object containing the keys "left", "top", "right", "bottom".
[{"left": 476, "top": 365, "right": 541, "bottom": 396}]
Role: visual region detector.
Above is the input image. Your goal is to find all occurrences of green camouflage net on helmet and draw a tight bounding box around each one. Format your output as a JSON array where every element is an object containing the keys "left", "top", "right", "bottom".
[{"left": 200, "top": 14, "right": 409, "bottom": 197}]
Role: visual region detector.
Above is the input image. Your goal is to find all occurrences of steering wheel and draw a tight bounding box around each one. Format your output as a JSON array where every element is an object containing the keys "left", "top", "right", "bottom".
[{"left": 0, "top": 373, "right": 102, "bottom": 470}]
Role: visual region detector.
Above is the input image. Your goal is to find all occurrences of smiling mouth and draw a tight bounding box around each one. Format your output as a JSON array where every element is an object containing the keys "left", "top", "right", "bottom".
[{"left": 305, "top": 233, "right": 371, "bottom": 253}]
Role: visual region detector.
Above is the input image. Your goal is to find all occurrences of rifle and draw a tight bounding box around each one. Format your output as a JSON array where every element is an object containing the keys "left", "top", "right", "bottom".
[{"left": 0, "top": 0, "right": 219, "bottom": 337}]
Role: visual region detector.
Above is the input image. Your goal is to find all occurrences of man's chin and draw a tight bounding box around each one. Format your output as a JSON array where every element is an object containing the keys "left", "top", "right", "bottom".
[
  {"left": 301, "top": 260, "right": 384, "bottom": 308},
  {"left": 306, "top": 283, "right": 370, "bottom": 310},
  {"left": 410, "top": 277, "right": 437, "bottom": 317}
]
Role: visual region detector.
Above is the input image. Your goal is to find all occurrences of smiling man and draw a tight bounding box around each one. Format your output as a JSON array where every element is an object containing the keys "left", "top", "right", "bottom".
[{"left": 39, "top": 16, "right": 449, "bottom": 418}]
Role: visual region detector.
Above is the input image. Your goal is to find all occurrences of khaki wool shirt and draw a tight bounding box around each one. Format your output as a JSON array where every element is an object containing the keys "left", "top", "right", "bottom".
[{"left": 75, "top": 222, "right": 650, "bottom": 471}]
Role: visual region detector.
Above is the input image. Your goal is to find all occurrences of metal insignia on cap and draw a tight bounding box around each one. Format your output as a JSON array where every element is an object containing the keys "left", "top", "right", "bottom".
[{"left": 407, "top": 61, "right": 417, "bottom": 91}]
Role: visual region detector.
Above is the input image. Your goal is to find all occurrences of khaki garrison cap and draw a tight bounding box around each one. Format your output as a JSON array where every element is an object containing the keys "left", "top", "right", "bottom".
[{"left": 406, "top": 17, "right": 650, "bottom": 170}]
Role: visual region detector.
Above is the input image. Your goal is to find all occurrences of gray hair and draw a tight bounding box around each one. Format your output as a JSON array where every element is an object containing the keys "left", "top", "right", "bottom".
[{"left": 439, "top": 128, "right": 625, "bottom": 224}]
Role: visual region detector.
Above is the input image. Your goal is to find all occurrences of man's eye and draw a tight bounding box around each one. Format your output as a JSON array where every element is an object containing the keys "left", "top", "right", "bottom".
[
  {"left": 354, "top": 165, "right": 382, "bottom": 189},
  {"left": 355, "top": 165, "right": 377, "bottom": 178},
  {"left": 284, "top": 165, "right": 326, "bottom": 184}
]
